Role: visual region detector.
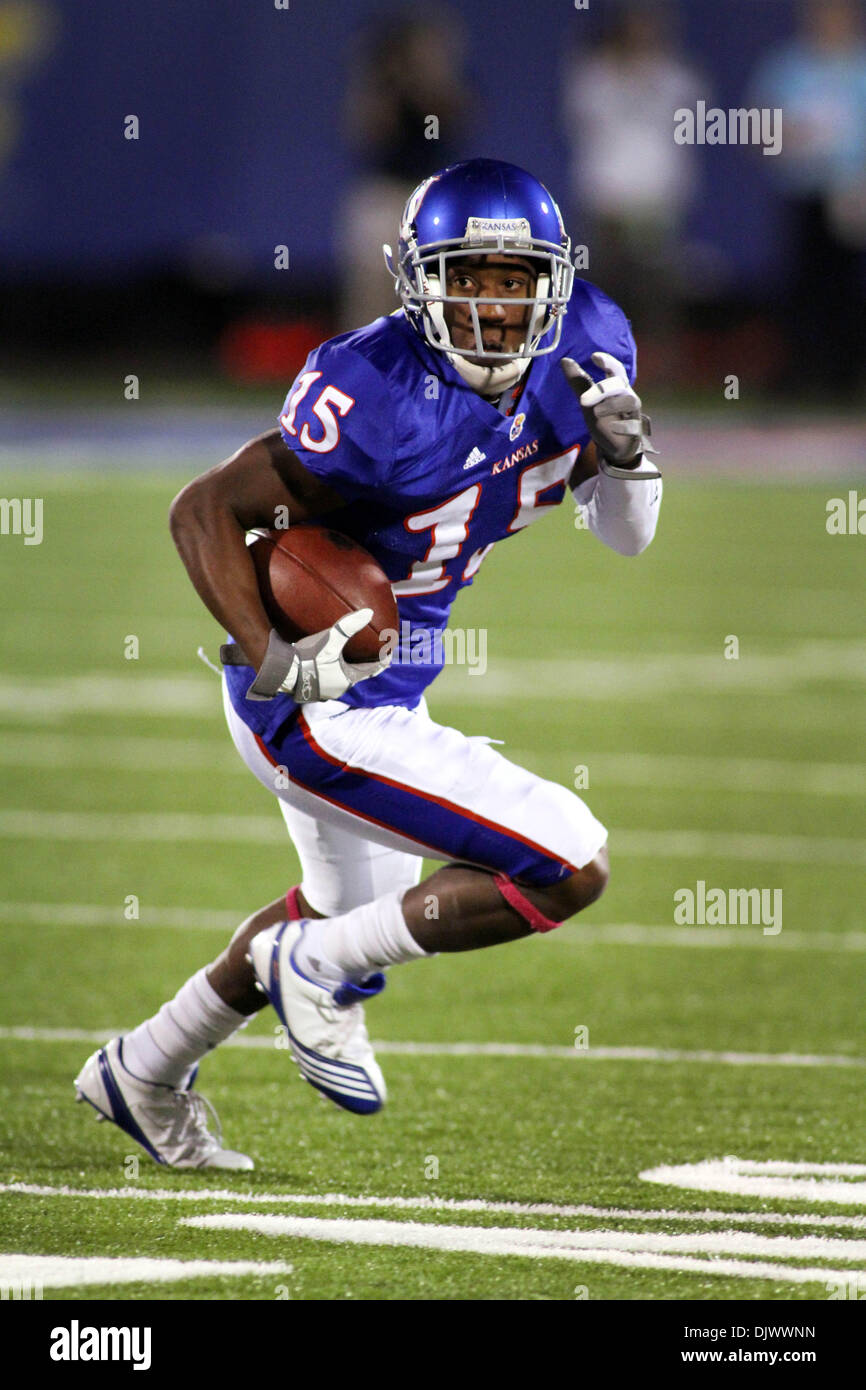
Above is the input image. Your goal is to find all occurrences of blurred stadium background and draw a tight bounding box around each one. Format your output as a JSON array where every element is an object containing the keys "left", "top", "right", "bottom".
[
  {"left": 1, "top": 0, "right": 865, "bottom": 1306},
  {"left": 2, "top": 0, "right": 865, "bottom": 411}
]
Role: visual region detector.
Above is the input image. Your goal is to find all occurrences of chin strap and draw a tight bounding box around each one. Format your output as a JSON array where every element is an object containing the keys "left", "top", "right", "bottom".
[{"left": 447, "top": 353, "right": 529, "bottom": 396}]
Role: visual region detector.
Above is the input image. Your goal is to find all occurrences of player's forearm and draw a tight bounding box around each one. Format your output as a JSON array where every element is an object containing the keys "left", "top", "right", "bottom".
[
  {"left": 170, "top": 432, "right": 348, "bottom": 670},
  {"left": 572, "top": 461, "right": 662, "bottom": 557},
  {"left": 170, "top": 485, "right": 272, "bottom": 669}
]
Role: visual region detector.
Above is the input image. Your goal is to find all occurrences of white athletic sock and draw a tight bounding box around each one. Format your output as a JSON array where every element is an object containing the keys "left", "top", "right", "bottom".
[
  {"left": 294, "top": 890, "right": 431, "bottom": 985},
  {"left": 122, "top": 968, "right": 248, "bottom": 1087}
]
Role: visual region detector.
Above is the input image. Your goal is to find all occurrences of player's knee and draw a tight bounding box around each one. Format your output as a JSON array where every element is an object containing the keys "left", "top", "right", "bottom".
[
  {"left": 542, "top": 845, "right": 610, "bottom": 922},
  {"left": 578, "top": 846, "right": 610, "bottom": 907}
]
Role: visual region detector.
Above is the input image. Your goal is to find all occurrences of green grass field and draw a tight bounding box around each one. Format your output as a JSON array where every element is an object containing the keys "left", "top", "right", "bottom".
[{"left": 1, "top": 466, "right": 864, "bottom": 1302}]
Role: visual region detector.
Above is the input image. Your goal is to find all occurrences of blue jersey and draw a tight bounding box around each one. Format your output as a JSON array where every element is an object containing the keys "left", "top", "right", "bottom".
[{"left": 225, "top": 281, "right": 636, "bottom": 740}]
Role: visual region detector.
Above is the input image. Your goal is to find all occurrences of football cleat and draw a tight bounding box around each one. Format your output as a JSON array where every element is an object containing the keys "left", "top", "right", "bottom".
[
  {"left": 247, "top": 920, "right": 386, "bottom": 1115},
  {"left": 74, "top": 1037, "right": 254, "bottom": 1170}
]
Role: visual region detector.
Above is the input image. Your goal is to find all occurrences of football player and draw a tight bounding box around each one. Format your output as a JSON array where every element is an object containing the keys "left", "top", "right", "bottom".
[{"left": 75, "top": 159, "right": 661, "bottom": 1167}]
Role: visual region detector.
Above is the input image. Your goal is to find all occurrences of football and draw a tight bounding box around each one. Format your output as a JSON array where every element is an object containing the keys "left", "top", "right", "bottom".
[{"left": 248, "top": 524, "right": 399, "bottom": 663}]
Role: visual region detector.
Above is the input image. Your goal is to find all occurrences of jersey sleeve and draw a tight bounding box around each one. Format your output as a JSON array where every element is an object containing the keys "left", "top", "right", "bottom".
[
  {"left": 591, "top": 294, "right": 637, "bottom": 385},
  {"left": 277, "top": 342, "right": 396, "bottom": 503},
  {"left": 567, "top": 281, "right": 638, "bottom": 385},
  {"left": 607, "top": 306, "right": 638, "bottom": 386}
]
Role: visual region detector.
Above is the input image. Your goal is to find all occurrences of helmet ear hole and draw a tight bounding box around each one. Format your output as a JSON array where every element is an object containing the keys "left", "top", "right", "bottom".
[{"left": 423, "top": 272, "right": 451, "bottom": 349}]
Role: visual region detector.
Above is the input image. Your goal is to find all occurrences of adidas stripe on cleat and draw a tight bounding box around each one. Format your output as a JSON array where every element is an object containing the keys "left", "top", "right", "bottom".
[
  {"left": 74, "top": 1036, "right": 253, "bottom": 1170},
  {"left": 247, "top": 920, "right": 386, "bottom": 1115}
]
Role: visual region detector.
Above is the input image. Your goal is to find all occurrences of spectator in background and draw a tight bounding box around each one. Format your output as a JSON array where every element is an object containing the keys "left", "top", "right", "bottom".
[
  {"left": 338, "top": 7, "right": 471, "bottom": 331},
  {"left": 750, "top": 0, "right": 866, "bottom": 395},
  {"left": 561, "top": 2, "right": 705, "bottom": 375}
]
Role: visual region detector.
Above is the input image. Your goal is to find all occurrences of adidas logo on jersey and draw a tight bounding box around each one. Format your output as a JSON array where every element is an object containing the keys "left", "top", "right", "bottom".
[{"left": 463, "top": 447, "right": 487, "bottom": 470}]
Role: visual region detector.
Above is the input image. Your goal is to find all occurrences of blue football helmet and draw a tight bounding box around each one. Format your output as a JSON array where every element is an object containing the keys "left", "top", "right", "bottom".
[{"left": 385, "top": 158, "right": 574, "bottom": 366}]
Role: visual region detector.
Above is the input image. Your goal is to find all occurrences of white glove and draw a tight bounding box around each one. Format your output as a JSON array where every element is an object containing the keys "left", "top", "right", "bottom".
[
  {"left": 561, "top": 351, "right": 657, "bottom": 474},
  {"left": 279, "top": 607, "right": 389, "bottom": 703},
  {"left": 221, "top": 607, "right": 391, "bottom": 704}
]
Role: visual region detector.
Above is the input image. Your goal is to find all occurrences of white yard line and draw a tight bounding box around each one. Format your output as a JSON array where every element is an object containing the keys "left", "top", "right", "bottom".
[
  {"left": 179, "top": 1214, "right": 866, "bottom": 1284},
  {"left": 565, "top": 924, "right": 866, "bottom": 951},
  {"left": 0, "top": 810, "right": 278, "bottom": 843},
  {"left": 642, "top": 1159, "right": 866, "bottom": 1206},
  {"left": 2, "top": 901, "right": 863, "bottom": 951},
  {"left": 0, "top": 902, "right": 242, "bottom": 929},
  {"left": 4, "top": 1182, "right": 866, "bottom": 1230},
  {"left": 0, "top": 639, "right": 864, "bottom": 721},
  {"left": 433, "top": 641, "right": 866, "bottom": 699},
  {"left": 612, "top": 829, "right": 866, "bottom": 866},
  {"left": 0, "top": 812, "right": 863, "bottom": 864},
  {"left": 0, "top": 675, "right": 218, "bottom": 719},
  {"left": 506, "top": 750, "right": 866, "bottom": 798},
  {"left": 2, "top": 733, "right": 863, "bottom": 798},
  {"left": 372, "top": 1043, "right": 866, "bottom": 1068},
  {"left": 1, "top": 1025, "right": 863, "bottom": 1068},
  {"left": 0, "top": 733, "right": 242, "bottom": 773},
  {"left": 0, "top": 1253, "right": 292, "bottom": 1290},
  {"left": 725, "top": 1160, "right": 866, "bottom": 1176}
]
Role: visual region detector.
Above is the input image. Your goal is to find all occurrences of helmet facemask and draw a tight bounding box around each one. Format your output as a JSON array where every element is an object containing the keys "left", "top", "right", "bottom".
[
  {"left": 385, "top": 222, "right": 574, "bottom": 392},
  {"left": 391, "top": 232, "right": 572, "bottom": 358}
]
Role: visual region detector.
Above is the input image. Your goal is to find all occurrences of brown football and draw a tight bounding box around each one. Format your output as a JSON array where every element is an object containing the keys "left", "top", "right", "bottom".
[{"left": 248, "top": 524, "right": 398, "bottom": 663}]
